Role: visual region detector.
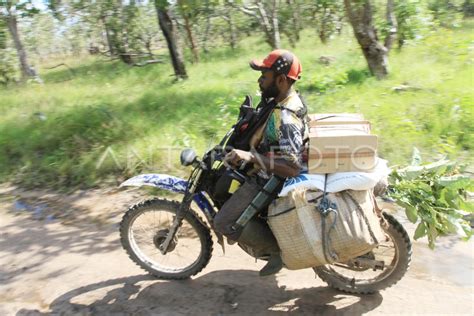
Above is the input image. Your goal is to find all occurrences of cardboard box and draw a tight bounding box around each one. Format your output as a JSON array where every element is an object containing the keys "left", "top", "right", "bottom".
[
  {"left": 307, "top": 114, "right": 378, "bottom": 174},
  {"left": 309, "top": 113, "right": 371, "bottom": 133},
  {"left": 308, "top": 113, "right": 365, "bottom": 124},
  {"left": 308, "top": 113, "right": 364, "bottom": 120}
]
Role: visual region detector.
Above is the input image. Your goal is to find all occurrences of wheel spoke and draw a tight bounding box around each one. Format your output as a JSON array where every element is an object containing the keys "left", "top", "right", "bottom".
[{"left": 125, "top": 205, "right": 205, "bottom": 274}]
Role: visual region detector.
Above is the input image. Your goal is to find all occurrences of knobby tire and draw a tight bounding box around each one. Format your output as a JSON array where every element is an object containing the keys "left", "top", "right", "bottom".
[{"left": 120, "top": 198, "right": 213, "bottom": 279}]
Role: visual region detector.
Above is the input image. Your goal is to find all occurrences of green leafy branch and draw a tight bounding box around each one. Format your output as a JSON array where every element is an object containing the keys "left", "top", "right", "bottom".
[{"left": 388, "top": 150, "right": 473, "bottom": 249}]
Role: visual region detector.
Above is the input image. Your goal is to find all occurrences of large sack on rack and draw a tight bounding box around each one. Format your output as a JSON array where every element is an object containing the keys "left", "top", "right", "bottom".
[{"left": 267, "top": 189, "right": 385, "bottom": 270}]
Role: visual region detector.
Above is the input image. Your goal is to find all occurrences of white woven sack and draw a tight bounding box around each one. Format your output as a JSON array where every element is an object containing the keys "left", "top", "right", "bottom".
[
  {"left": 268, "top": 189, "right": 385, "bottom": 270},
  {"left": 278, "top": 158, "right": 391, "bottom": 197}
]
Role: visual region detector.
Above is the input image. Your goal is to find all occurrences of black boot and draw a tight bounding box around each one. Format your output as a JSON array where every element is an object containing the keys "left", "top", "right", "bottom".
[
  {"left": 236, "top": 219, "right": 283, "bottom": 277},
  {"left": 259, "top": 253, "right": 283, "bottom": 277}
]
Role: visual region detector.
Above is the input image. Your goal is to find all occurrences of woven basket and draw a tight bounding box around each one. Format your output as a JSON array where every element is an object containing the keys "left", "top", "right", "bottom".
[{"left": 267, "top": 189, "right": 385, "bottom": 270}]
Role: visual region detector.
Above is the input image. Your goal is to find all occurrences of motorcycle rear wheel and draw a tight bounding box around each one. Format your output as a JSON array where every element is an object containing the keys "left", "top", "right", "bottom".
[
  {"left": 120, "top": 198, "right": 213, "bottom": 279},
  {"left": 314, "top": 212, "right": 412, "bottom": 294}
]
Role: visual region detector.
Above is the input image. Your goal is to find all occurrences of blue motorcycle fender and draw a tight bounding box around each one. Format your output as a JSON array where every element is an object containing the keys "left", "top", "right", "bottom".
[
  {"left": 120, "top": 173, "right": 188, "bottom": 193},
  {"left": 120, "top": 173, "right": 216, "bottom": 220}
]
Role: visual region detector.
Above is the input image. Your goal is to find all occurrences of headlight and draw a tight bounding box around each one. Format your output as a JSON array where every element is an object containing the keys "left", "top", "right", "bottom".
[{"left": 180, "top": 148, "right": 197, "bottom": 166}]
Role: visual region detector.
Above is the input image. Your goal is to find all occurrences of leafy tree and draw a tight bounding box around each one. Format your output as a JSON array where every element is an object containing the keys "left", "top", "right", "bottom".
[
  {"left": 278, "top": 0, "right": 303, "bottom": 47},
  {"left": 0, "top": 0, "right": 39, "bottom": 80},
  {"left": 50, "top": 1, "right": 118, "bottom": 56},
  {"left": 0, "top": 48, "right": 16, "bottom": 85},
  {"left": 344, "top": 0, "right": 398, "bottom": 79},
  {"left": 463, "top": 0, "right": 474, "bottom": 17},
  {"left": 393, "top": 0, "right": 432, "bottom": 49},
  {"left": 0, "top": 18, "right": 6, "bottom": 49},
  {"left": 22, "top": 12, "right": 60, "bottom": 60},
  {"left": 221, "top": 0, "right": 238, "bottom": 49},
  {"left": 108, "top": 0, "right": 140, "bottom": 64},
  {"left": 304, "top": 0, "right": 345, "bottom": 44},
  {"left": 428, "top": 0, "right": 465, "bottom": 27},
  {"left": 0, "top": 18, "right": 16, "bottom": 84},
  {"left": 394, "top": 0, "right": 418, "bottom": 49},
  {"left": 177, "top": 0, "right": 202, "bottom": 63},
  {"left": 59, "top": 0, "right": 146, "bottom": 64},
  {"left": 198, "top": 1, "right": 249, "bottom": 52},
  {"left": 135, "top": 2, "right": 160, "bottom": 58},
  {"left": 238, "top": 0, "right": 282, "bottom": 49},
  {"left": 155, "top": 0, "right": 188, "bottom": 79}
]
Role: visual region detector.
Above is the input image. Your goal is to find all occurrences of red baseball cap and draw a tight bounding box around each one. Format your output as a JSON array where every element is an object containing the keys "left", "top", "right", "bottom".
[{"left": 250, "top": 49, "right": 302, "bottom": 80}]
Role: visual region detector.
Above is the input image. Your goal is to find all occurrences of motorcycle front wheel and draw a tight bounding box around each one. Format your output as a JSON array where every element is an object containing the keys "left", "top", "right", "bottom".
[
  {"left": 314, "top": 212, "right": 412, "bottom": 294},
  {"left": 120, "top": 198, "right": 213, "bottom": 279}
]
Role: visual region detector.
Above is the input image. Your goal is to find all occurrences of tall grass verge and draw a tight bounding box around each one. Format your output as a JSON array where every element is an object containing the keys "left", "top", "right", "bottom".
[{"left": 0, "top": 24, "right": 472, "bottom": 189}]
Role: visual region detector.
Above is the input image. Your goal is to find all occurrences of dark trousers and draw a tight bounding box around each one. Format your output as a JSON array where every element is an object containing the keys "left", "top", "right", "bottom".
[{"left": 213, "top": 179, "right": 261, "bottom": 240}]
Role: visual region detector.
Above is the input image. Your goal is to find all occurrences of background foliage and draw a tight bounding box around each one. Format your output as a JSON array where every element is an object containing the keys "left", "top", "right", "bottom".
[
  {"left": 0, "top": 1, "right": 472, "bottom": 247},
  {"left": 390, "top": 155, "right": 473, "bottom": 248},
  {"left": 1, "top": 23, "right": 472, "bottom": 188},
  {"left": 0, "top": 0, "right": 472, "bottom": 190}
]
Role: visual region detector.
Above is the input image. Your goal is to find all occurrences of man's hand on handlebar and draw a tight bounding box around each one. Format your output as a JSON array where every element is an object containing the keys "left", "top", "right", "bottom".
[
  {"left": 223, "top": 149, "right": 300, "bottom": 178},
  {"left": 223, "top": 149, "right": 254, "bottom": 169}
]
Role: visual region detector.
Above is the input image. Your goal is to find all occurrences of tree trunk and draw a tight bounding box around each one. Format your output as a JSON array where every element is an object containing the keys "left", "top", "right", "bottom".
[
  {"left": 256, "top": 1, "right": 280, "bottom": 49},
  {"left": 238, "top": 2, "right": 280, "bottom": 49},
  {"left": 145, "top": 40, "right": 154, "bottom": 57},
  {"left": 283, "top": 0, "right": 300, "bottom": 47},
  {"left": 226, "top": 9, "right": 237, "bottom": 49},
  {"left": 336, "top": 15, "right": 344, "bottom": 35},
  {"left": 270, "top": 0, "right": 281, "bottom": 49},
  {"left": 288, "top": 0, "right": 301, "bottom": 42},
  {"left": 6, "top": 14, "right": 35, "bottom": 80},
  {"left": 101, "top": 16, "right": 115, "bottom": 55},
  {"left": 344, "top": 0, "right": 388, "bottom": 79},
  {"left": 398, "top": 36, "right": 406, "bottom": 50},
  {"left": 463, "top": 0, "right": 474, "bottom": 17},
  {"left": 118, "top": 52, "right": 133, "bottom": 65},
  {"left": 319, "top": 30, "right": 328, "bottom": 44},
  {"left": 286, "top": 31, "right": 296, "bottom": 48},
  {"left": 202, "top": 12, "right": 212, "bottom": 53},
  {"left": 108, "top": 27, "right": 133, "bottom": 65},
  {"left": 319, "top": 7, "right": 331, "bottom": 44},
  {"left": 155, "top": 4, "right": 187, "bottom": 79},
  {"left": 182, "top": 13, "right": 199, "bottom": 63},
  {"left": 256, "top": 3, "right": 274, "bottom": 48},
  {"left": 384, "top": 0, "right": 397, "bottom": 52}
]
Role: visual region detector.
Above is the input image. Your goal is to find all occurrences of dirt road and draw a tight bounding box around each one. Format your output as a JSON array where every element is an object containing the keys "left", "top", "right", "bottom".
[{"left": 0, "top": 185, "right": 473, "bottom": 315}]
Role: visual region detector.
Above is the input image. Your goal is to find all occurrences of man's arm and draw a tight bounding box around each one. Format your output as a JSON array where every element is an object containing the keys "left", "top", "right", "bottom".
[
  {"left": 224, "top": 149, "right": 300, "bottom": 178},
  {"left": 224, "top": 107, "right": 305, "bottom": 178}
]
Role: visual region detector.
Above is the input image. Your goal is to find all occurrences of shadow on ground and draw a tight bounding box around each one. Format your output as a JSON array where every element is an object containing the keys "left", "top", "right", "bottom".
[
  {"left": 17, "top": 271, "right": 383, "bottom": 315},
  {"left": 0, "top": 197, "right": 120, "bottom": 286}
]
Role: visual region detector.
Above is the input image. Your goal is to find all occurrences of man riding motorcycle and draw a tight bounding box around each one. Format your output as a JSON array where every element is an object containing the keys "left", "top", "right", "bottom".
[
  {"left": 214, "top": 49, "right": 309, "bottom": 277},
  {"left": 119, "top": 49, "right": 412, "bottom": 294}
]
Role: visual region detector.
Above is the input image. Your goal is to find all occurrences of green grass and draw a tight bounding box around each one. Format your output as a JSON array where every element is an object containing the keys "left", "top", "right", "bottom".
[{"left": 0, "top": 23, "right": 473, "bottom": 189}]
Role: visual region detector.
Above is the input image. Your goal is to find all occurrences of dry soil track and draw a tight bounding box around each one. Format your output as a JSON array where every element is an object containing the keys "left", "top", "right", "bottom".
[{"left": 0, "top": 185, "right": 473, "bottom": 315}]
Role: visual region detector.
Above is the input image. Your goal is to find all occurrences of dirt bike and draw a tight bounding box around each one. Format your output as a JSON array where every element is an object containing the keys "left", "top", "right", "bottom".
[{"left": 119, "top": 129, "right": 412, "bottom": 295}]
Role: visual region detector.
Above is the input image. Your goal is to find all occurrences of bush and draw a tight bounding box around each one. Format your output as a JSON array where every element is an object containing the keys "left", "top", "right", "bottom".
[
  {"left": 389, "top": 153, "right": 473, "bottom": 248},
  {"left": 428, "top": 0, "right": 465, "bottom": 28},
  {"left": 463, "top": 0, "right": 474, "bottom": 17},
  {"left": 0, "top": 48, "right": 17, "bottom": 85}
]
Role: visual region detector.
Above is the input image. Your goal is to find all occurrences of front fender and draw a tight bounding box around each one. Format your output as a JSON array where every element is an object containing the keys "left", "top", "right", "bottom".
[
  {"left": 120, "top": 173, "right": 188, "bottom": 194},
  {"left": 120, "top": 173, "right": 217, "bottom": 220}
]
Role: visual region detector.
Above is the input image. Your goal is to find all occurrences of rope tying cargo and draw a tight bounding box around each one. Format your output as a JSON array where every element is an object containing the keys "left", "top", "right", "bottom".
[{"left": 318, "top": 174, "right": 339, "bottom": 263}]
